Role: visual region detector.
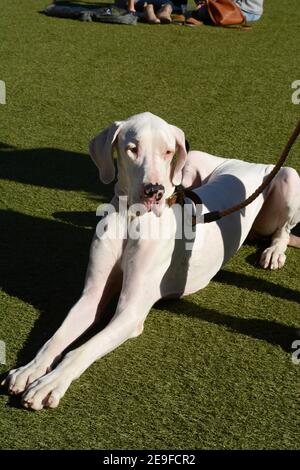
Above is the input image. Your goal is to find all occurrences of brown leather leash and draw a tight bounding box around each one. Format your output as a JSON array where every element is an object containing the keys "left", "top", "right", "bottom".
[{"left": 167, "top": 118, "right": 300, "bottom": 225}]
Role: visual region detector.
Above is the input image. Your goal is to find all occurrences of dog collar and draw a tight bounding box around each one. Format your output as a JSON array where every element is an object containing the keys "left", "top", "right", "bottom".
[
  {"left": 167, "top": 186, "right": 203, "bottom": 226},
  {"left": 166, "top": 186, "right": 222, "bottom": 225}
]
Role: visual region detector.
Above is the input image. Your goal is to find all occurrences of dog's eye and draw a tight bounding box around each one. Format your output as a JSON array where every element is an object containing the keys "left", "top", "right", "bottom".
[
  {"left": 166, "top": 150, "right": 173, "bottom": 157},
  {"left": 126, "top": 145, "right": 137, "bottom": 153}
]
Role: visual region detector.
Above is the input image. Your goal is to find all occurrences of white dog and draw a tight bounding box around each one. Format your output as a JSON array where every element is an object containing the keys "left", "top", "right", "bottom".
[{"left": 2, "top": 112, "right": 300, "bottom": 410}]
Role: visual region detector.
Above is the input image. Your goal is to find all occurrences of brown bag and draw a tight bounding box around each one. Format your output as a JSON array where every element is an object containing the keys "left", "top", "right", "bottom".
[{"left": 206, "top": 0, "right": 246, "bottom": 27}]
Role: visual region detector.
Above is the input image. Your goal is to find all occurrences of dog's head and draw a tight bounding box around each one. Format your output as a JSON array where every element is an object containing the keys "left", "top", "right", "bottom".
[{"left": 89, "top": 112, "right": 187, "bottom": 215}]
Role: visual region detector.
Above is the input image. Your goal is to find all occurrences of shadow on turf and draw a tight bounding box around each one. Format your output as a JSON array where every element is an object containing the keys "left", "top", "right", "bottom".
[
  {"left": 157, "top": 297, "right": 300, "bottom": 352},
  {"left": 215, "top": 268, "right": 300, "bottom": 304},
  {"left": 0, "top": 207, "right": 119, "bottom": 408},
  {"left": 0, "top": 210, "right": 94, "bottom": 360},
  {"left": 53, "top": 210, "right": 96, "bottom": 227},
  {"left": 0, "top": 144, "right": 112, "bottom": 197}
]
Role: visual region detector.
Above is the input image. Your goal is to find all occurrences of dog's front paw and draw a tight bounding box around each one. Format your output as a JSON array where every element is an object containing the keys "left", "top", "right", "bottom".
[
  {"left": 21, "top": 370, "right": 71, "bottom": 411},
  {"left": 1, "top": 361, "right": 50, "bottom": 396},
  {"left": 260, "top": 245, "right": 286, "bottom": 270}
]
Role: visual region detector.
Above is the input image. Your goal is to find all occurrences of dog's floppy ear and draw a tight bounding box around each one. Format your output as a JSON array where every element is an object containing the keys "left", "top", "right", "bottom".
[
  {"left": 89, "top": 122, "right": 122, "bottom": 184},
  {"left": 170, "top": 125, "right": 188, "bottom": 186}
]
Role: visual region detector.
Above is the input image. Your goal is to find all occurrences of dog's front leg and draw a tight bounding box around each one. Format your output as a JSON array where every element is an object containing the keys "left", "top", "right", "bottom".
[
  {"left": 20, "top": 240, "right": 165, "bottom": 410},
  {"left": 2, "top": 213, "right": 124, "bottom": 396}
]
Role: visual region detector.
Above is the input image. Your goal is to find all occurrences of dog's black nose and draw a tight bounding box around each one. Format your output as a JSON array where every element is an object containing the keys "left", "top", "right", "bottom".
[{"left": 144, "top": 183, "right": 165, "bottom": 200}]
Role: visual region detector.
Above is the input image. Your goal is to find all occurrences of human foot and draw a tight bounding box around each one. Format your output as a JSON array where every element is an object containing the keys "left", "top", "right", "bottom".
[{"left": 143, "top": 4, "right": 160, "bottom": 24}]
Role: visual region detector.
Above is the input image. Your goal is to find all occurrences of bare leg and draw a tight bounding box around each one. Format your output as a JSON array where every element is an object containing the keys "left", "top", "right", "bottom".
[
  {"left": 2, "top": 215, "right": 124, "bottom": 395},
  {"left": 253, "top": 167, "right": 300, "bottom": 269},
  {"left": 127, "top": 0, "right": 136, "bottom": 11}
]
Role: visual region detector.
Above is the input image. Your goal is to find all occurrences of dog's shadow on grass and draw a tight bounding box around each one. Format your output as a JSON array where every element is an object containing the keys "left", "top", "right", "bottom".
[
  {"left": 0, "top": 144, "right": 114, "bottom": 366},
  {"left": 0, "top": 206, "right": 93, "bottom": 408},
  {"left": 0, "top": 209, "right": 94, "bottom": 361},
  {"left": 215, "top": 268, "right": 300, "bottom": 304},
  {"left": 157, "top": 295, "right": 300, "bottom": 353},
  {"left": 0, "top": 207, "right": 119, "bottom": 408},
  {"left": 0, "top": 143, "right": 112, "bottom": 197}
]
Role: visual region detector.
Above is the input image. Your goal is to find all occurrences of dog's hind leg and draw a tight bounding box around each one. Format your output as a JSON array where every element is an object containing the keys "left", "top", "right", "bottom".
[{"left": 257, "top": 167, "right": 300, "bottom": 269}]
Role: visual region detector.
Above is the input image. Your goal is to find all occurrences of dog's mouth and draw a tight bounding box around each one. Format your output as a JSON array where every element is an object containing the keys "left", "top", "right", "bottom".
[
  {"left": 145, "top": 200, "right": 164, "bottom": 216},
  {"left": 128, "top": 198, "right": 164, "bottom": 217},
  {"left": 143, "top": 196, "right": 162, "bottom": 211},
  {"left": 127, "top": 196, "right": 164, "bottom": 218},
  {"left": 144, "top": 201, "right": 162, "bottom": 217}
]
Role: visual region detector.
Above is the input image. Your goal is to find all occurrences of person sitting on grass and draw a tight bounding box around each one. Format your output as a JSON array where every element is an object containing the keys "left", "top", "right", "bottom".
[
  {"left": 234, "top": 0, "right": 264, "bottom": 22},
  {"left": 124, "top": 0, "right": 174, "bottom": 24},
  {"left": 192, "top": 0, "right": 264, "bottom": 23}
]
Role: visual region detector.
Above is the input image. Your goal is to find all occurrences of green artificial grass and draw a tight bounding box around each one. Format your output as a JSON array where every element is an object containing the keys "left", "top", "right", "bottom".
[{"left": 0, "top": 0, "right": 300, "bottom": 450}]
